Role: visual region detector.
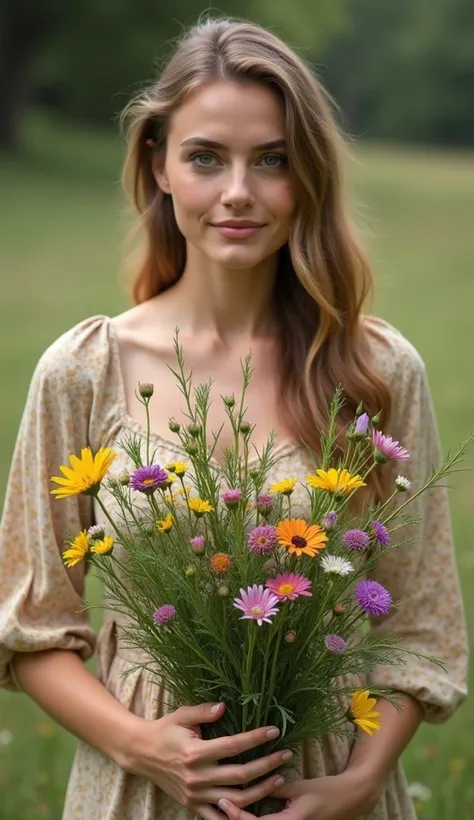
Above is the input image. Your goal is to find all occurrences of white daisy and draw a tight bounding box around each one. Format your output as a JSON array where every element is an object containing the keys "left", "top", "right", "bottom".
[
  {"left": 395, "top": 475, "right": 411, "bottom": 492},
  {"left": 320, "top": 554, "right": 354, "bottom": 576},
  {"left": 407, "top": 782, "right": 432, "bottom": 802}
]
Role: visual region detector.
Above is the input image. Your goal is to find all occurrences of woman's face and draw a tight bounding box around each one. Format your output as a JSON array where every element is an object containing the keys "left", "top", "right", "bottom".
[{"left": 153, "top": 79, "right": 296, "bottom": 270}]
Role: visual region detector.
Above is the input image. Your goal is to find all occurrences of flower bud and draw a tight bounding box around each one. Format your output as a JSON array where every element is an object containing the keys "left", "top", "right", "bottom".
[
  {"left": 169, "top": 418, "right": 181, "bottom": 433},
  {"left": 355, "top": 401, "right": 364, "bottom": 417},
  {"left": 333, "top": 603, "right": 345, "bottom": 615},
  {"left": 184, "top": 442, "right": 198, "bottom": 456},
  {"left": 217, "top": 585, "right": 230, "bottom": 597},
  {"left": 190, "top": 535, "right": 205, "bottom": 555},
  {"left": 371, "top": 410, "right": 382, "bottom": 427},
  {"left": 185, "top": 566, "right": 197, "bottom": 577},
  {"left": 119, "top": 472, "right": 130, "bottom": 486},
  {"left": 284, "top": 631, "right": 297, "bottom": 644},
  {"left": 223, "top": 395, "right": 236, "bottom": 408},
  {"left": 395, "top": 475, "right": 411, "bottom": 492},
  {"left": 188, "top": 424, "right": 201, "bottom": 438},
  {"left": 138, "top": 382, "right": 154, "bottom": 399},
  {"left": 239, "top": 421, "right": 251, "bottom": 436}
]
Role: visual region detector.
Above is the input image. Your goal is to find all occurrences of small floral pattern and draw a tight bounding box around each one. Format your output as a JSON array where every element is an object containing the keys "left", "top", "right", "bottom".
[{"left": 0, "top": 315, "right": 468, "bottom": 820}]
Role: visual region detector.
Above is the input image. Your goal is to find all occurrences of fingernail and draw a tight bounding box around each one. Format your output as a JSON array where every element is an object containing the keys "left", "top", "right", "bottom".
[
  {"left": 218, "top": 799, "right": 229, "bottom": 810},
  {"left": 266, "top": 727, "right": 280, "bottom": 739},
  {"left": 210, "top": 703, "right": 221, "bottom": 714},
  {"left": 281, "top": 750, "right": 293, "bottom": 761},
  {"left": 274, "top": 777, "right": 284, "bottom": 786}
]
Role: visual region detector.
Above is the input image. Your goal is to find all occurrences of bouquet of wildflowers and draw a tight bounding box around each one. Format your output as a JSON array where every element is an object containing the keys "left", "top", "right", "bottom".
[{"left": 51, "top": 337, "right": 471, "bottom": 815}]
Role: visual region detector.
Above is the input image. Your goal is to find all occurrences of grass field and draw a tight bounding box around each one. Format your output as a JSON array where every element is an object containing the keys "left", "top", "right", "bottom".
[{"left": 0, "top": 115, "right": 473, "bottom": 819}]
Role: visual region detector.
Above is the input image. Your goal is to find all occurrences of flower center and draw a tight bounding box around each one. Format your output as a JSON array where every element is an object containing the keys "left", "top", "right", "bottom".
[
  {"left": 258, "top": 536, "right": 269, "bottom": 545},
  {"left": 279, "top": 584, "right": 294, "bottom": 594},
  {"left": 250, "top": 606, "right": 264, "bottom": 617},
  {"left": 143, "top": 478, "right": 156, "bottom": 485},
  {"left": 291, "top": 535, "right": 307, "bottom": 548}
]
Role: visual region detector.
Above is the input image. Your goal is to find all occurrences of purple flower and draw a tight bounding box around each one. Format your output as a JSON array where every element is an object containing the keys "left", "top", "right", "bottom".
[
  {"left": 343, "top": 529, "right": 369, "bottom": 551},
  {"left": 233, "top": 584, "right": 280, "bottom": 626},
  {"left": 372, "top": 430, "right": 410, "bottom": 463},
  {"left": 324, "top": 634, "right": 347, "bottom": 654},
  {"left": 222, "top": 488, "right": 242, "bottom": 509},
  {"left": 355, "top": 580, "right": 392, "bottom": 616},
  {"left": 256, "top": 494, "right": 274, "bottom": 517},
  {"left": 190, "top": 535, "right": 205, "bottom": 555},
  {"left": 153, "top": 604, "right": 176, "bottom": 625},
  {"left": 371, "top": 520, "right": 390, "bottom": 546},
  {"left": 248, "top": 525, "right": 277, "bottom": 554},
  {"left": 322, "top": 510, "right": 338, "bottom": 530},
  {"left": 354, "top": 413, "right": 370, "bottom": 437},
  {"left": 129, "top": 465, "right": 169, "bottom": 493}
]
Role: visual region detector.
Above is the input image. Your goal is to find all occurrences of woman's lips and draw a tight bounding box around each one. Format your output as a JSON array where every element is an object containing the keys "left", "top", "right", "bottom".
[{"left": 212, "top": 225, "right": 264, "bottom": 238}]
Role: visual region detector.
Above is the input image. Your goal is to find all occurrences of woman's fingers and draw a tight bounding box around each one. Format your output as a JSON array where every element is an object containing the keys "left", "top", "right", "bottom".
[
  {"left": 196, "top": 773, "right": 284, "bottom": 807},
  {"left": 193, "top": 725, "right": 280, "bottom": 765},
  {"left": 198, "top": 748, "right": 292, "bottom": 786},
  {"left": 196, "top": 804, "right": 223, "bottom": 820},
  {"left": 217, "top": 799, "right": 256, "bottom": 820}
]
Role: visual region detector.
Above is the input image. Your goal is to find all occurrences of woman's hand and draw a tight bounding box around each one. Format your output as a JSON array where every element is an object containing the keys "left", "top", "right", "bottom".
[
  {"left": 215, "top": 769, "right": 382, "bottom": 820},
  {"left": 121, "top": 701, "right": 292, "bottom": 816}
]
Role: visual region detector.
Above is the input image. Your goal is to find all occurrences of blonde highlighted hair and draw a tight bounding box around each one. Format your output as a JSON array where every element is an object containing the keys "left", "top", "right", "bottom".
[{"left": 120, "top": 17, "right": 391, "bottom": 497}]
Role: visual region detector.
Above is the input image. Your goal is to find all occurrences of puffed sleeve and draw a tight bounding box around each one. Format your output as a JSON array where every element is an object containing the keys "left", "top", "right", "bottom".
[
  {"left": 0, "top": 315, "right": 121, "bottom": 691},
  {"left": 367, "top": 319, "right": 468, "bottom": 723}
]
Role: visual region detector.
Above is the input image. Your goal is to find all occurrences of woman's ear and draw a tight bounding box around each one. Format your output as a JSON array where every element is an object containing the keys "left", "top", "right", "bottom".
[{"left": 152, "top": 154, "right": 171, "bottom": 194}]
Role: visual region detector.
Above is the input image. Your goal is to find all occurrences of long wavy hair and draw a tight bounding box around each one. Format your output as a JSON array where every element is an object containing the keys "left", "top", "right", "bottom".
[{"left": 120, "top": 17, "right": 392, "bottom": 499}]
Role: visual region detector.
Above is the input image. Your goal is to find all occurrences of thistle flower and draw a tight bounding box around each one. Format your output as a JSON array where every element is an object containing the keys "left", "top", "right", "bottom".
[
  {"left": 156, "top": 514, "right": 173, "bottom": 534},
  {"left": 248, "top": 525, "right": 277, "bottom": 554},
  {"left": 306, "top": 469, "right": 366, "bottom": 496},
  {"left": 256, "top": 493, "right": 274, "bottom": 517},
  {"left": 138, "top": 382, "right": 154, "bottom": 399},
  {"left": 190, "top": 535, "right": 205, "bottom": 555},
  {"left": 233, "top": 585, "right": 280, "bottom": 626},
  {"left": 51, "top": 447, "right": 117, "bottom": 498},
  {"left": 90, "top": 536, "right": 114, "bottom": 556},
  {"left": 188, "top": 498, "right": 213, "bottom": 517},
  {"left": 210, "top": 553, "right": 232, "bottom": 574},
  {"left": 129, "top": 465, "right": 168, "bottom": 494},
  {"left": 153, "top": 605, "right": 176, "bottom": 625},
  {"left": 342, "top": 529, "right": 369, "bottom": 552},
  {"left": 321, "top": 510, "right": 338, "bottom": 530},
  {"left": 347, "top": 690, "right": 381, "bottom": 735},
  {"left": 276, "top": 519, "right": 328, "bottom": 557},
  {"left": 371, "top": 520, "right": 390, "bottom": 546},
  {"left": 270, "top": 478, "right": 297, "bottom": 496},
  {"left": 324, "top": 634, "right": 346, "bottom": 654},
  {"left": 62, "top": 531, "right": 89, "bottom": 567},
  {"left": 395, "top": 475, "right": 411, "bottom": 492},
  {"left": 222, "top": 489, "right": 242, "bottom": 510},
  {"left": 372, "top": 430, "right": 410, "bottom": 463},
  {"left": 355, "top": 580, "right": 392, "bottom": 616},
  {"left": 265, "top": 572, "right": 312, "bottom": 601},
  {"left": 320, "top": 554, "right": 354, "bottom": 576}
]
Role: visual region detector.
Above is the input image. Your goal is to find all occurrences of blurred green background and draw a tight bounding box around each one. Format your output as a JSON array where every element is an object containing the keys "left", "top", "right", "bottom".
[{"left": 1, "top": 1, "right": 473, "bottom": 818}]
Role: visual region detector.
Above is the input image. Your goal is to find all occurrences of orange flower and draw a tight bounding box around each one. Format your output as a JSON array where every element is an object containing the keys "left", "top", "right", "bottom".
[
  {"left": 210, "top": 553, "right": 232, "bottom": 574},
  {"left": 276, "top": 518, "right": 328, "bottom": 557}
]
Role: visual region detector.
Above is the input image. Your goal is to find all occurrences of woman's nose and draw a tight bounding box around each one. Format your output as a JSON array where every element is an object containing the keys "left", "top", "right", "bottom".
[{"left": 220, "top": 167, "right": 256, "bottom": 209}]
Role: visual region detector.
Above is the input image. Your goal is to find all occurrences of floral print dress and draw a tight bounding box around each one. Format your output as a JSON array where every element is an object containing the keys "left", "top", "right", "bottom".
[{"left": 0, "top": 315, "right": 468, "bottom": 820}]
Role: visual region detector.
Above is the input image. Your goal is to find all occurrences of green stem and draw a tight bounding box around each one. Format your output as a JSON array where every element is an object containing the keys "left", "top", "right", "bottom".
[
  {"left": 242, "top": 625, "right": 257, "bottom": 732},
  {"left": 145, "top": 400, "right": 151, "bottom": 464},
  {"left": 262, "top": 602, "right": 288, "bottom": 727}
]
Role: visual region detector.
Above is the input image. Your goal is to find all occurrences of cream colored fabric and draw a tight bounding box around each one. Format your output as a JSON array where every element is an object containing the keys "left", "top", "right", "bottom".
[{"left": 0, "top": 315, "right": 467, "bottom": 819}]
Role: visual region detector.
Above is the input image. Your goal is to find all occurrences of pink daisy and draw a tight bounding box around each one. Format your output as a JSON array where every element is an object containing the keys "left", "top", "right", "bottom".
[
  {"left": 372, "top": 430, "right": 410, "bottom": 463},
  {"left": 233, "top": 584, "right": 280, "bottom": 626},
  {"left": 265, "top": 572, "right": 312, "bottom": 601}
]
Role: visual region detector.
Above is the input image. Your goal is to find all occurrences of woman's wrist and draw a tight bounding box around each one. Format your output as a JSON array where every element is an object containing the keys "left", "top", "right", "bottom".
[{"left": 340, "top": 762, "right": 384, "bottom": 814}]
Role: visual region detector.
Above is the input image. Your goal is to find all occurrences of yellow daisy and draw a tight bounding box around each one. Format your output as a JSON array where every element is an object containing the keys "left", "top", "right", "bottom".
[
  {"left": 166, "top": 461, "right": 188, "bottom": 478},
  {"left": 270, "top": 478, "right": 297, "bottom": 496},
  {"left": 276, "top": 519, "right": 328, "bottom": 557},
  {"left": 188, "top": 498, "right": 214, "bottom": 517},
  {"left": 63, "top": 531, "right": 89, "bottom": 568},
  {"left": 51, "top": 447, "right": 117, "bottom": 498},
  {"left": 306, "top": 468, "right": 366, "bottom": 496},
  {"left": 347, "top": 690, "right": 381, "bottom": 735},
  {"left": 156, "top": 514, "right": 173, "bottom": 534},
  {"left": 90, "top": 536, "right": 114, "bottom": 556}
]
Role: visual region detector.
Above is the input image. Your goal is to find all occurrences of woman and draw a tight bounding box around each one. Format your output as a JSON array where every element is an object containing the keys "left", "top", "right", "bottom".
[{"left": 0, "top": 16, "right": 467, "bottom": 820}]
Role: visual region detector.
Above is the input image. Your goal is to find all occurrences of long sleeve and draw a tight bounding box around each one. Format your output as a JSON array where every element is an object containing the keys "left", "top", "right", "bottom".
[
  {"left": 0, "top": 316, "right": 122, "bottom": 691},
  {"left": 367, "top": 320, "right": 468, "bottom": 723}
]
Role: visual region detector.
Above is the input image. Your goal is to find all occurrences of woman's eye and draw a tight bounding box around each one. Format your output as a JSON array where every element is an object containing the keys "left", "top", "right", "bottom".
[
  {"left": 260, "top": 154, "right": 288, "bottom": 168},
  {"left": 189, "top": 152, "right": 217, "bottom": 168}
]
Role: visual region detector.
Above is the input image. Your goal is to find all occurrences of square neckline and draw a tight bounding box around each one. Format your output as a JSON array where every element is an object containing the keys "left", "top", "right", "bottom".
[{"left": 105, "top": 315, "right": 302, "bottom": 470}]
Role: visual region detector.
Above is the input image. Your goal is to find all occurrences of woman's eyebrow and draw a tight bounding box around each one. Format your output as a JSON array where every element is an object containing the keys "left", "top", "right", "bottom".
[{"left": 180, "top": 137, "right": 287, "bottom": 150}]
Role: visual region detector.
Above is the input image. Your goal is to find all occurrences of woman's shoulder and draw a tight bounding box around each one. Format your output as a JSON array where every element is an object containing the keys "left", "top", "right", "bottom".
[
  {"left": 31, "top": 315, "right": 119, "bottom": 404},
  {"left": 363, "top": 314, "right": 426, "bottom": 387}
]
